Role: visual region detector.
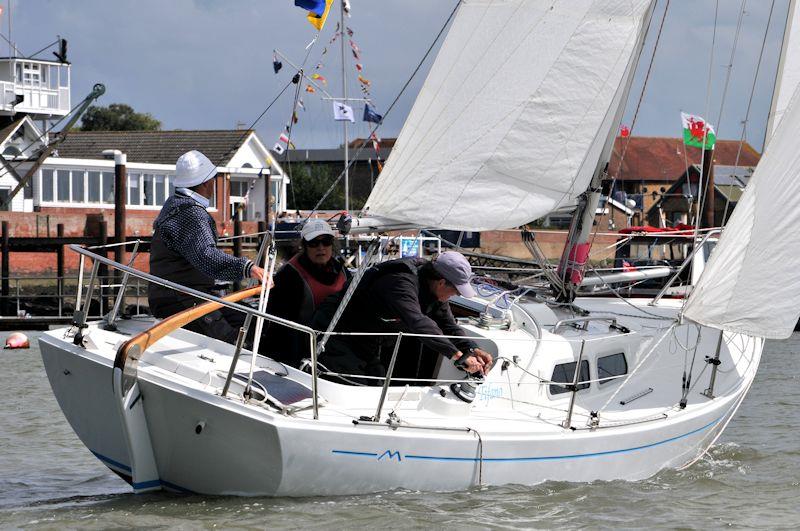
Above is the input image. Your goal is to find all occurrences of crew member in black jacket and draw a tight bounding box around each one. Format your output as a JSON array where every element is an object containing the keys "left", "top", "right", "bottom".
[{"left": 316, "top": 251, "right": 493, "bottom": 382}]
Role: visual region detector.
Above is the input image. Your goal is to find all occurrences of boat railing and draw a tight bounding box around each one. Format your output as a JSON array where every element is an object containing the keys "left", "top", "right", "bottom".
[
  {"left": 650, "top": 229, "right": 721, "bottom": 305},
  {"left": 68, "top": 243, "right": 646, "bottom": 424}
]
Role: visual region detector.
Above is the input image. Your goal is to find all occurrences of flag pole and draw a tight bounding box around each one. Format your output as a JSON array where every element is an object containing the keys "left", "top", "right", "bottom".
[{"left": 701, "top": 147, "right": 715, "bottom": 229}]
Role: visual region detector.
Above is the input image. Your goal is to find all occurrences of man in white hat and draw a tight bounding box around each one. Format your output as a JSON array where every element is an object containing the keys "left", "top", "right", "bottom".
[
  {"left": 148, "top": 150, "right": 264, "bottom": 343},
  {"left": 264, "top": 218, "right": 349, "bottom": 367}
]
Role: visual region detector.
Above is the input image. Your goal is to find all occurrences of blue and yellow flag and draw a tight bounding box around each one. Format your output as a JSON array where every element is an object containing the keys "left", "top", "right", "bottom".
[{"left": 294, "top": 0, "right": 333, "bottom": 31}]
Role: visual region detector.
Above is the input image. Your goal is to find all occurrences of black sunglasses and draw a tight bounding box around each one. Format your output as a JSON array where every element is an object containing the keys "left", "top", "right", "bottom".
[{"left": 307, "top": 236, "right": 334, "bottom": 248}]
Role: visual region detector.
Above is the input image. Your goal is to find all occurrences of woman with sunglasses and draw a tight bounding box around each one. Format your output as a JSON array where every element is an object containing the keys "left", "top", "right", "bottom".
[{"left": 265, "top": 219, "right": 348, "bottom": 366}]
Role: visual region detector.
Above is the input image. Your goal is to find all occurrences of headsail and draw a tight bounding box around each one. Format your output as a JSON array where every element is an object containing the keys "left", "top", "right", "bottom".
[
  {"left": 364, "top": 0, "right": 654, "bottom": 231},
  {"left": 682, "top": 85, "right": 800, "bottom": 339},
  {"left": 767, "top": 0, "right": 800, "bottom": 141}
]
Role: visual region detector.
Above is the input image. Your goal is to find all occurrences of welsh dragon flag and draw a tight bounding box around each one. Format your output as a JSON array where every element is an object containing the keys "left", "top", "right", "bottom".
[{"left": 681, "top": 112, "right": 716, "bottom": 149}]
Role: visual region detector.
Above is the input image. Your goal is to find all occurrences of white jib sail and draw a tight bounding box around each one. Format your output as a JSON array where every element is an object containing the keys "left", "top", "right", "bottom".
[
  {"left": 364, "top": 0, "right": 654, "bottom": 231},
  {"left": 767, "top": 0, "right": 800, "bottom": 140},
  {"left": 683, "top": 84, "right": 800, "bottom": 340}
]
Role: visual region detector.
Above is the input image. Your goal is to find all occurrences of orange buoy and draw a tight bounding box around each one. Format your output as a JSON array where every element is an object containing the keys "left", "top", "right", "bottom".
[{"left": 5, "top": 332, "right": 30, "bottom": 349}]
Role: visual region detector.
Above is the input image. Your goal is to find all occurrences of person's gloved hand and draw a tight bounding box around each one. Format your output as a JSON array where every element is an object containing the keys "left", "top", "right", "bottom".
[{"left": 452, "top": 348, "right": 493, "bottom": 376}]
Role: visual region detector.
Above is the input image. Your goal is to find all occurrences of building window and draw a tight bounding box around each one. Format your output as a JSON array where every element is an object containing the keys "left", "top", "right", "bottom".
[
  {"left": 2, "top": 146, "right": 21, "bottom": 158},
  {"left": 155, "top": 174, "right": 166, "bottom": 205},
  {"left": 70, "top": 170, "right": 84, "bottom": 202},
  {"left": 102, "top": 171, "right": 115, "bottom": 203},
  {"left": 550, "top": 360, "right": 590, "bottom": 396},
  {"left": 125, "top": 172, "right": 171, "bottom": 207},
  {"left": 59, "top": 65, "right": 69, "bottom": 88},
  {"left": 230, "top": 180, "right": 248, "bottom": 197},
  {"left": 597, "top": 353, "right": 627, "bottom": 385},
  {"left": 128, "top": 173, "right": 141, "bottom": 205},
  {"left": 142, "top": 173, "right": 154, "bottom": 205},
  {"left": 41, "top": 169, "right": 54, "bottom": 202},
  {"left": 56, "top": 170, "right": 70, "bottom": 202},
  {"left": 88, "top": 171, "right": 101, "bottom": 202},
  {"left": 49, "top": 65, "right": 58, "bottom": 90}
]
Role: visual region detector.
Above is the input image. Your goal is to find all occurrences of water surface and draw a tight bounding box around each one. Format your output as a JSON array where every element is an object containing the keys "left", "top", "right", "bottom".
[{"left": 1, "top": 331, "right": 798, "bottom": 529}]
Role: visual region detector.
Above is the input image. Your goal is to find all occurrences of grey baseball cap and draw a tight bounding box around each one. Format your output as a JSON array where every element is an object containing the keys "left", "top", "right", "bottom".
[{"left": 433, "top": 251, "right": 476, "bottom": 298}]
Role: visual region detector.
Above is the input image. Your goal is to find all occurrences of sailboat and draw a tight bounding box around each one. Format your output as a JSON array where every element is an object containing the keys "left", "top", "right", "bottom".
[{"left": 38, "top": 0, "right": 800, "bottom": 496}]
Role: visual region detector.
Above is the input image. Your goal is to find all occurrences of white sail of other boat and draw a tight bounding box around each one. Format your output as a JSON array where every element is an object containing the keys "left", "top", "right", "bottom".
[
  {"left": 364, "top": 0, "right": 654, "bottom": 231},
  {"left": 682, "top": 82, "right": 800, "bottom": 339}
]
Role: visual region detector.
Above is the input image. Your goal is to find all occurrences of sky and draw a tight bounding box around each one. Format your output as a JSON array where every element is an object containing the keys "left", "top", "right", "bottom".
[{"left": 5, "top": 0, "right": 792, "bottom": 153}]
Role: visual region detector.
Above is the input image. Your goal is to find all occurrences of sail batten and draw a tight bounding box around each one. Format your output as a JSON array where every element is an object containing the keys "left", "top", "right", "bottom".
[
  {"left": 683, "top": 83, "right": 800, "bottom": 340},
  {"left": 364, "top": 0, "right": 654, "bottom": 231}
]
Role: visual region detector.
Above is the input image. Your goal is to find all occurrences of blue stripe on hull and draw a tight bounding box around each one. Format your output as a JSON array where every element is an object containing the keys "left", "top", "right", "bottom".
[
  {"left": 91, "top": 450, "right": 194, "bottom": 494},
  {"left": 333, "top": 416, "right": 722, "bottom": 463}
]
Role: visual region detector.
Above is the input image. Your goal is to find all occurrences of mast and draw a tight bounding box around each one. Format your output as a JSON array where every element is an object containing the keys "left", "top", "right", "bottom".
[
  {"left": 340, "top": 0, "right": 349, "bottom": 212},
  {"left": 554, "top": 1, "right": 657, "bottom": 302}
]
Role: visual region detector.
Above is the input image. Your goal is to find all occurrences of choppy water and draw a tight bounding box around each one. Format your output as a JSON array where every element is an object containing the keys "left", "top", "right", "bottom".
[{"left": 1, "top": 331, "right": 799, "bottom": 529}]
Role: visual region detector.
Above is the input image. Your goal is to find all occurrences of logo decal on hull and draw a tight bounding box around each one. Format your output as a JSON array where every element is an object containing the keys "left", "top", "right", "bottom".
[{"left": 378, "top": 450, "right": 402, "bottom": 461}]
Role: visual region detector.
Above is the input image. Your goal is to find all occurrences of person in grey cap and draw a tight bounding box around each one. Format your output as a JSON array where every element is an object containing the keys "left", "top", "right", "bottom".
[
  {"left": 314, "top": 251, "right": 493, "bottom": 383},
  {"left": 149, "top": 150, "right": 264, "bottom": 343}
]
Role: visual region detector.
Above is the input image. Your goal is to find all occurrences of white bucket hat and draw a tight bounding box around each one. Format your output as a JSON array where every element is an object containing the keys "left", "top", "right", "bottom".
[
  {"left": 173, "top": 150, "right": 217, "bottom": 188},
  {"left": 301, "top": 219, "right": 336, "bottom": 241}
]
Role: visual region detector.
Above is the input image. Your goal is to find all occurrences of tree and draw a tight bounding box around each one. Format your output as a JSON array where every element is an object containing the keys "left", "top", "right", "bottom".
[
  {"left": 288, "top": 163, "right": 346, "bottom": 210},
  {"left": 80, "top": 103, "right": 161, "bottom": 131}
]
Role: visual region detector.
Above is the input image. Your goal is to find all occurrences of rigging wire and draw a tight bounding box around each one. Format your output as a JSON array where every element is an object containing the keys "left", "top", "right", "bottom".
[
  {"left": 607, "top": 0, "right": 671, "bottom": 211},
  {"left": 306, "top": 0, "right": 462, "bottom": 217},
  {"left": 689, "top": 0, "right": 720, "bottom": 273},
  {"left": 721, "top": 0, "right": 779, "bottom": 223}
]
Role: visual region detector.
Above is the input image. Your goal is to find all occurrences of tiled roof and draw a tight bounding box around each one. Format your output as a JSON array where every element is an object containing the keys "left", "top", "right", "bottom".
[
  {"left": 53, "top": 130, "right": 255, "bottom": 166},
  {"left": 608, "top": 136, "right": 761, "bottom": 182}
]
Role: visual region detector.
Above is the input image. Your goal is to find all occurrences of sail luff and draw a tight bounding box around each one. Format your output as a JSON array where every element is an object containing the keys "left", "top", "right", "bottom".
[
  {"left": 364, "top": 0, "right": 655, "bottom": 231},
  {"left": 766, "top": 0, "right": 799, "bottom": 143}
]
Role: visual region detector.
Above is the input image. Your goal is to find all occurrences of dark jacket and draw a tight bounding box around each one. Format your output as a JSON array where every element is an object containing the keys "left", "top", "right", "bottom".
[
  {"left": 148, "top": 191, "right": 252, "bottom": 318},
  {"left": 315, "top": 258, "right": 476, "bottom": 379},
  {"left": 264, "top": 253, "right": 348, "bottom": 366}
]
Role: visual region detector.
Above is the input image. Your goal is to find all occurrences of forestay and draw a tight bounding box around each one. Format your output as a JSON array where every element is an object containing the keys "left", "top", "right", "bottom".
[
  {"left": 364, "top": 0, "right": 654, "bottom": 231},
  {"left": 683, "top": 85, "right": 800, "bottom": 339}
]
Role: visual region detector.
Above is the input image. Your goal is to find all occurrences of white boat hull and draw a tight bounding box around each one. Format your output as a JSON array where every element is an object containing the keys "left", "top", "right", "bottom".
[{"left": 40, "top": 298, "right": 762, "bottom": 496}]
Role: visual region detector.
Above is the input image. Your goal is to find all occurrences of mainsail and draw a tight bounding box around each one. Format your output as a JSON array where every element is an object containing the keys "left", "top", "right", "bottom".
[
  {"left": 364, "top": 0, "right": 654, "bottom": 231},
  {"left": 682, "top": 84, "right": 800, "bottom": 339}
]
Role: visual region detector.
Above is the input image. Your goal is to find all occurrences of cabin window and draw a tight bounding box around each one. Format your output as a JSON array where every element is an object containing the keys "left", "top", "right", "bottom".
[
  {"left": 597, "top": 353, "right": 627, "bottom": 385},
  {"left": 549, "top": 360, "right": 590, "bottom": 396}
]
